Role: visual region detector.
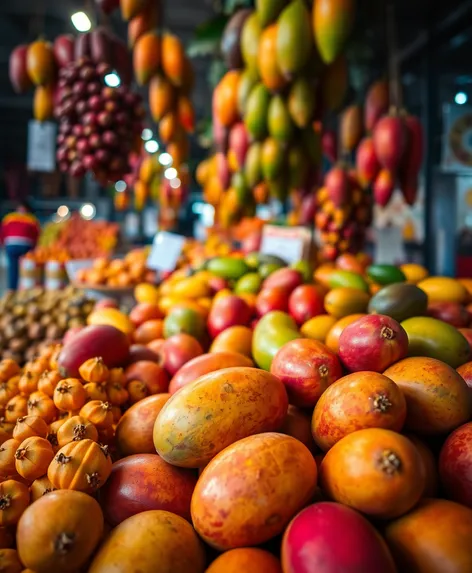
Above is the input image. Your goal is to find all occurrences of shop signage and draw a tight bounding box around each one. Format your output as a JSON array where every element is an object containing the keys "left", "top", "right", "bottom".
[
  {"left": 147, "top": 231, "right": 186, "bottom": 271},
  {"left": 260, "top": 225, "right": 313, "bottom": 264},
  {"left": 27, "top": 120, "right": 57, "bottom": 173}
]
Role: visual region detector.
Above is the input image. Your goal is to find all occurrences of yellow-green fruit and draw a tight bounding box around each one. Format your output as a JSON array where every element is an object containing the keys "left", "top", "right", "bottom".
[
  {"left": 256, "top": 0, "right": 287, "bottom": 28},
  {"left": 237, "top": 68, "right": 259, "bottom": 116},
  {"left": 302, "top": 129, "right": 322, "bottom": 165},
  {"left": 276, "top": 0, "right": 312, "bottom": 78},
  {"left": 235, "top": 273, "right": 263, "bottom": 294},
  {"left": 245, "top": 83, "right": 270, "bottom": 140},
  {"left": 313, "top": 0, "right": 355, "bottom": 65},
  {"left": 288, "top": 78, "right": 315, "bottom": 128},
  {"left": 232, "top": 172, "right": 250, "bottom": 204},
  {"left": 245, "top": 142, "right": 263, "bottom": 187},
  {"left": 262, "top": 137, "right": 285, "bottom": 180},
  {"left": 288, "top": 145, "right": 309, "bottom": 188},
  {"left": 268, "top": 95, "right": 294, "bottom": 141},
  {"left": 241, "top": 11, "right": 261, "bottom": 73}
]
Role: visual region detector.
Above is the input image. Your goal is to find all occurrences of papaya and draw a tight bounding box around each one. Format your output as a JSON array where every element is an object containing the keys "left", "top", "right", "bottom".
[
  {"left": 245, "top": 83, "right": 270, "bottom": 140},
  {"left": 149, "top": 75, "right": 174, "bottom": 122},
  {"left": 313, "top": 0, "right": 356, "bottom": 64},
  {"left": 261, "top": 137, "right": 285, "bottom": 180},
  {"left": 288, "top": 78, "right": 316, "bottom": 128},
  {"left": 34, "top": 86, "right": 54, "bottom": 122},
  {"left": 268, "top": 95, "right": 294, "bottom": 141},
  {"left": 367, "top": 264, "right": 406, "bottom": 285},
  {"left": 133, "top": 32, "right": 160, "bottom": 86},
  {"left": 258, "top": 24, "right": 287, "bottom": 92},
  {"left": 207, "top": 257, "right": 250, "bottom": 280},
  {"left": 256, "top": 0, "right": 287, "bottom": 28},
  {"left": 213, "top": 70, "right": 241, "bottom": 128},
  {"left": 324, "top": 287, "right": 370, "bottom": 319},
  {"left": 276, "top": 0, "right": 312, "bottom": 78},
  {"left": 241, "top": 11, "right": 261, "bottom": 73},
  {"left": 191, "top": 433, "right": 317, "bottom": 550},
  {"left": 161, "top": 33, "right": 185, "bottom": 87},
  {"left": 27, "top": 40, "right": 55, "bottom": 86},
  {"left": 417, "top": 277, "right": 469, "bottom": 304},
  {"left": 244, "top": 142, "right": 263, "bottom": 187},
  {"left": 401, "top": 316, "right": 471, "bottom": 368},
  {"left": 328, "top": 269, "right": 369, "bottom": 292},
  {"left": 253, "top": 311, "right": 300, "bottom": 370},
  {"left": 153, "top": 368, "right": 288, "bottom": 467},
  {"left": 368, "top": 283, "right": 428, "bottom": 322}
]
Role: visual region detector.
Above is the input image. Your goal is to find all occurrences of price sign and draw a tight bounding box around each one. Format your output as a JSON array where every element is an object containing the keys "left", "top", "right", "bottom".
[
  {"left": 147, "top": 232, "right": 186, "bottom": 272},
  {"left": 27, "top": 121, "right": 57, "bottom": 173},
  {"left": 260, "top": 225, "right": 313, "bottom": 264}
]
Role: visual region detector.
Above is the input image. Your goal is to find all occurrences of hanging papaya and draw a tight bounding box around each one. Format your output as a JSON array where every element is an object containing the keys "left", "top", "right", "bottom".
[
  {"left": 27, "top": 40, "right": 56, "bottom": 86},
  {"left": 128, "top": 3, "right": 159, "bottom": 47},
  {"left": 133, "top": 32, "right": 160, "bottom": 86},
  {"left": 162, "top": 33, "right": 185, "bottom": 87},
  {"left": 213, "top": 70, "right": 241, "bottom": 128},
  {"left": 258, "top": 24, "right": 287, "bottom": 92},
  {"left": 34, "top": 85, "right": 54, "bottom": 122},
  {"left": 121, "top": 0, "right": 149, "bottom": 21},
  {"left": 373, "top": 113, "right": 407, "bottom": 172},
  {"left": 149, "top": 74, "right": 174, "bottom": 122},
  {"left": 276, "top": 0, "right": 312, "bottom": 78},
  {"left": 313, "top": 0, "right": 356, "bottom": 64}
]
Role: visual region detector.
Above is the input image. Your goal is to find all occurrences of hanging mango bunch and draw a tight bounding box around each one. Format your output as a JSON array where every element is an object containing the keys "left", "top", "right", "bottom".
[{"left": 9, "top": 35, "right": 75, "bottom": 122}]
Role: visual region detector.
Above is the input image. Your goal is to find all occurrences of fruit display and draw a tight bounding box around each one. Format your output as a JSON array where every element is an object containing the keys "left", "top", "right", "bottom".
[
  {"left": 0, "top": 287, "right": 94, "bottom": 364},
  {"left": 1, "top": 246, "right": 472, "bottom": 571},
  {"left": 55, "top": 55, "right": 144, "bottom": 183},
  {"left": 30, "top": 215, "right": 119, "bottom": 263}
]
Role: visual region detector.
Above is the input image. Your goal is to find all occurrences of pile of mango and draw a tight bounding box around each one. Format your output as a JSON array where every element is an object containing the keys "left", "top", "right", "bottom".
[{"left": 198, "top": 0, "right": 355, "bottom": 228}]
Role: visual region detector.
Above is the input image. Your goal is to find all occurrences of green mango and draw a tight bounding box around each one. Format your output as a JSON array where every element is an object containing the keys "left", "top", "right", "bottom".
[
  {"left": 314, "top": 0, "right": 355, "bottom": 64},
  {"left": 328, "top": 270, "right": 369, "bottom": 292},
  {"left": 244, "top": 142, "right": 263, "bottom": 188},
  {"left": 241, "top": 12, "right": 262, "bottom": 73},
  {"left": 245, "top": 83, "right": 270, "bottom": 141},
  {"left": 291, "top": 260, "right": 313, "bottom": 283},
  {"left": 288, "top": 145, "right": 309, "bottom": 188},
  {"left": 253, "top": 311, "right": 300, "bottom": 370},
  {"left": 401, "top": 317, "right": 471, "bottom": 368},
  {"left": 367, "top": 264, "right": 407, "bottom": 286},
  {"left": 259, "top": 262, "right": 285, "bottom": 279},
  {"left": 368, "top": 283, "right": 428, "bottom": 322},
  {"left": 163, "top": 307, "right": 206, "bottom": 339},
  {"left": 207, "top": 257, "right": 251, "bottom": 280},
  {"left": 302, "top": 128, "right": 322, "bottom": 165},
  {"left": 261, "top": 137, "right": 285, "bottom": 181},
  {"left": 245, "top": 252, "right": 288, "bottom": 269},
  {"left": 256, "top": 0, "right": 287, "bottom": 28},
  {"left": 232, "top": 171, "right": 250, "bottom": 204},
  {"left": 268, "top": 95, "right": 294, "bottom": 142},
  {"left": 276, "top": 0, "right": 312, "bottom": 78},
  {"left": 238, "top": 68, "right": 259, "bottom": 116},
  {"left": 234, "top": 272, "right": 263, "bottom": 295},
  {"left": 288, "top": 78, "right": 315, "bottom": 129}
]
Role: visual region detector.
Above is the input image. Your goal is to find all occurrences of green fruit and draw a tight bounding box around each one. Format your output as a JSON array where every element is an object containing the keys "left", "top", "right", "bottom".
[
  {"left": 261, "top": 137, "right": 285, "bottom": 180},
  {"left": 259, "top": 262, "right": 285, "bottom": 279},
  {"left": 238, "top": 68, "right": 259, "bottom": 116},
  {"left": 256, "top": 0, "right": 287, "bottom": 28},
  {"left": 302, "top": 128, "right": 322, "bottom": 165},
  {"left": 367, "top": 264, "right": 407, "bottom": 286},
  {"left": 288, "top": 78, "right": 315, "bottom": 128},
  {"left": 241, "top": 12, "right": 261, "bottom": 73},
  {"left": 207, "top": 257, "right": 251, "bottom": 280},
  {"left": 231, "top": 171, "right": 250, "bottom": 203},
  {"left": 245, "top": 253, "right": 287, "bottom": 269},
  {"left": 244, "top": 142, "right": 263, "bottom": 187},
  {"left": 163, "top": 307, "right": 206, "bottom": 339},
  {"left": 276, "top": 0, "right": 312, "bottom": 77},
  {"left": 245, "top": 83, "right": 270, "bottom": 141},
  {"left": 328, "top": 270, "right": 369, "bottom": 292},
  {"left": 288, "top": 145, "right": 309, "bottom": 188},
  {"left": 291, "top": 260, "right": 313, "bottom": 283},
  {"left": 368, "top": 283, "right": 428, "bottom": 322},
  {"left": 401, "top": 316, "right": 471, "bottom": 368},
  {"left": 234, "top": 273, "right": 263, "bottom": 295},
  {"left": 268, "top": 95, "right": 294, "bottom": 142},
  {"left": 252, "top": 311, "right": 300, "bottom": 370}
]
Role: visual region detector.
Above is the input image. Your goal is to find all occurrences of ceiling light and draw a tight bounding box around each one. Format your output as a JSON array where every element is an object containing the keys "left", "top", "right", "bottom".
[
  {"left": 141, "top": 128, "right": 153, "bottom": 141},
  {"left": 170, "top": 178, "right": 181, "bottom": 189},
  {"left": 57, "top": 205, "right": 70, "bottom": 218},
  {"left": 80, "top": 203, "right": 96, "bottom": 220},
  {"left": 165, "top": 167, "right": 178, "bottom": 180},
  {"left": 159, "top": 153, "right": 173, "bottom": 167},
  {"left": 455, "top": 92, "right": 468, "bottom": 105},
  {"left": 104, "top": 72, "right": 121, "bottom": 88},
  {"left": 115, "top": 180, "right": 127, "bottom": 193},
  {"left": 71, "top": 12, "right": 92, "bottom": 32},
  {"left": 144, "top": 140, "right": 159, "bottom": 154}
]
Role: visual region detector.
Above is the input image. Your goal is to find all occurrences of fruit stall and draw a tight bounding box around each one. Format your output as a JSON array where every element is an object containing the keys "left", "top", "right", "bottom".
[{"left": 1, "top": 0, "right": 472, "bottom": 572}]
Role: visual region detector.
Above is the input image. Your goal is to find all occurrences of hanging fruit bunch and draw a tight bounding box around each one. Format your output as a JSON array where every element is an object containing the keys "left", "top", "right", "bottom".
[
  {"left": 55, "top": 30, "right": 144, "bottom": 184},
  {"left": 9, "top": 36, "right": 75, "bottom": 122}
]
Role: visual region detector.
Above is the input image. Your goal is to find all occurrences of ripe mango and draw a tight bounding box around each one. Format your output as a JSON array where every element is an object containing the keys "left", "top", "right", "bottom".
[
  {"left": 276, "top": 0, "right": 312, "bottom": 78},
  {"left": 245, "top": 83, "right": 270, "bottom": 140},
  {"left": 268, "top": 95, "right": 294, "bottom": 141}
]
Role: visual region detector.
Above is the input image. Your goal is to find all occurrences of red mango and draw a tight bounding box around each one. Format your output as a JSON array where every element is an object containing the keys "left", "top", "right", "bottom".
[
  {"left": 9, "top": 45, "right": 32, "bottom": 93},
  {"left": 325, "top": 165, "right": 351, "bottom": 207},
  {"left": 356, "top": 137, "right": 380, "bottom": 188},
  {"left": 374, "top": 169, "right": 395, "bottom": 207},
  {"left": 229, "top": 122, "right": 249, "bottom": 169},
  {"left": 399, "top": 115, "right": 423, "bottom": 206},
  {"left": 373, "top": 114, "right": 407, "bottom": 172},
  {"left": 53, "top": 35, "right": 75, "bottom": 68},
  {"left": 216, "top": 152, "right": 230, "bottom": 190},
  {"left": 365, "top": 80, "right": 389, "bottom": 132}
]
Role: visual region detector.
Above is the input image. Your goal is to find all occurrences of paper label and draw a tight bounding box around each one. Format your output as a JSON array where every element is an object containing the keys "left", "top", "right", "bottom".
[
  {"left": 27, "top": 121, "right": 57, "bottom": 173},
  {"left": 147, "top": 232, "right": 185, "bottom": 271},
  {"left": 260, "top": 225, "right": 312, "bottom": 264}
]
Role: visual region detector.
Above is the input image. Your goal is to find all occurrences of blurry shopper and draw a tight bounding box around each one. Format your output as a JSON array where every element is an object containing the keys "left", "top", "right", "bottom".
[{"left": 1, "top": 201, "right": 40, "bottom": 290}]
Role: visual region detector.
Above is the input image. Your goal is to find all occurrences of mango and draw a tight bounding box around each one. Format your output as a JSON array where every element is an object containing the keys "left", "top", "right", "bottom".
[
  {"left": 401, "top": 316, "right": 471, "bottom": 368},
  {"left": 400, "top": 263, "right": 428, "bottom": 284},
  {"left": 288, "top": 77, "right": 315, "bottom": 128},
  {"left": 237, "top": 68, "right": 259, "bottom": 116},
  {"left": 324, "top": 287, "right": 370, "bottom": 319},
  {"left": 241, "top": 11, "right": 261, "bottom": 73},
  {"left": 244, "top": 142, "right": 263, "bottom": 187},
  {"left": 417, "top": 277, "right": 469, "bottom": 304},
  {"left": 313, "top": 0, "right": 355, "bottom": 64},
  {"left": 276, "top": 0, "right": 312, "bottom": 77},
  {"left": 261, "top": 137, "right": 285, "bottom": 180},
  {"left": 256, "top": 0, "right": 287, "bottom": 28},
  {"left": 301, "top": 315, "right": 337, "bottom": 342},
  {"left": 368, "top": 283, "right": 428, "bottom": 322},
  {"left": 367, "top": 264, "right": 406, "bottom": 286},
  {"left": 234, "top": 272, "right": 263, "bottom": 294},
  {"left": 259, "top": 262, "right": 285, "bottom": 278},
  {"left": 207, "top": 257, "right": 250, "bottom": 280},
  {"left": 253, "top": 311, "right": 300, "bottom": 370},
  {"left": 245, "top": 83, "right": 270, "bottom": 140},
  {"left": 153, "top": 367, "right": 288, "bottom": 467},
  {"left": 328, "top": 269, "right": 369, "bottom": 292},
  {"left": 268, "top": 95, "right": 294, "bottom": 141}
]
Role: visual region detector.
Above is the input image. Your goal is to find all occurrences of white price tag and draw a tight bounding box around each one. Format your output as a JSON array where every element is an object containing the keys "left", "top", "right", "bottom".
[
  {"left": 65, "top": 259, "right": 94, "bottom": 282},
  {"left": 27, "top": 121, "right": 57, "bottom": 172},
  {"left": 260, "top": 225, "right": 312, "bottom": 264},
  {"left": 147, "top": 232, "right": 185, "bottom": 272}
]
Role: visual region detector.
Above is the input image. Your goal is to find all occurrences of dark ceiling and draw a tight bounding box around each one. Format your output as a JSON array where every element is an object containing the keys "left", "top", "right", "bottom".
[{"left": 0, "top": 0, "right": 472, "bottom": 171}]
